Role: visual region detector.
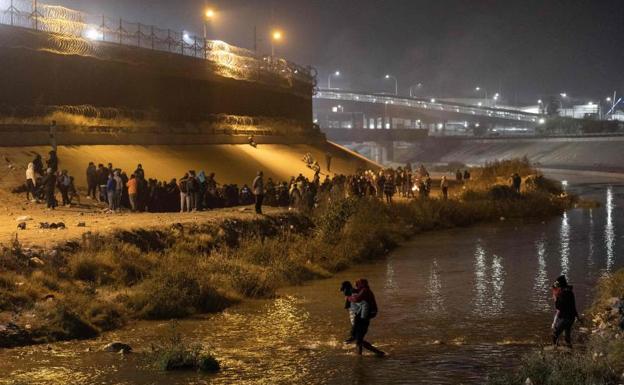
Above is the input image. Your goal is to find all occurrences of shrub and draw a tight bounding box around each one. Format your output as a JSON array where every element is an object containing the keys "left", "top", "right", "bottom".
[
  {"left": 38, "top": 302, "right": 99, "bottom": 341},
  {"left": 153, "top": 321, "right": 220, "bottom": 373}
]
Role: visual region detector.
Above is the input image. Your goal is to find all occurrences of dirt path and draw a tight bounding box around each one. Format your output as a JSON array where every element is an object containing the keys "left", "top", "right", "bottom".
[{"left": 1, "top": 198, "right": 286, "bottom": 248}]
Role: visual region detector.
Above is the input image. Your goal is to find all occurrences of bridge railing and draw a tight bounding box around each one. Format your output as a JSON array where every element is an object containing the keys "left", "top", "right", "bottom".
[
  {"left": 315, "top": 90, "right": 542, "bottom": 123},
  {"left": 0, "top": 0, "right": 316, "bottom": 88}
]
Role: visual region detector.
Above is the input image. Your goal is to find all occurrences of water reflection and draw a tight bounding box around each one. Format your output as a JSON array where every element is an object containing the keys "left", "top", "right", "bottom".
[
  {"left": 426, "top": 259, "right": 445, "bottom": 313},
  {"left": 559, "top": 212, "right": 570, "bottom": 275},
  {"left": 384, "top": 259, "right": 398, "bottom": 291},
  {"left": 473, "top": 243, "right": 506, "bottom": 316},
  {"left": 588, "top": 209, "right": 595, "bottom": 270},
  {"left": 473, "top": 243, "right": 488, "bottom": 316},
  {"left": 532, "top": 238, "right": 550, "bottom": 311},
  {"left": 605, "top": 187, "right": 615, "bottom": 273},
  {"left": 491, "top": 255, "right": 505, "bottom": 315}
]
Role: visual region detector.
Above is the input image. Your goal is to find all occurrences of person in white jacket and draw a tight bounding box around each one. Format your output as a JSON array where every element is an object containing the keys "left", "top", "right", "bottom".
[{"left": 25, "top": 162, "right": 38, "bottom": 202}]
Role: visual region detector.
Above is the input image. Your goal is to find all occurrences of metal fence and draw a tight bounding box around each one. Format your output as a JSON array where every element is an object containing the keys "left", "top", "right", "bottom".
[{"left": 0, "top": 0, "right": 316, "bottom": 87}]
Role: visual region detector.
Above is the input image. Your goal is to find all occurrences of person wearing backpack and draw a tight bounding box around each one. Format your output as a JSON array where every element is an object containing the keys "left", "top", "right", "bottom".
[
  {"left": 187, "top": 170, "right": 199, "bottom": 212},
  {"left": 348, "top": 278, "right": 385, "bottom": 357},
  {"left": 178, "top": 173, "right": 189, "bottom": 213}
]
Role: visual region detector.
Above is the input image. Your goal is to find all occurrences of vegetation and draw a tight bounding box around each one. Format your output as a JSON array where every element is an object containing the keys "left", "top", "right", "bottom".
[
  {"left": 151, "top": 321, "right": 220, "bottom": 373},
  {"left": 0, "top": 159, "right": 573, "bottom": 348},
  {"left": 488, "top": 269, "right": 624, "bottom": 385}
]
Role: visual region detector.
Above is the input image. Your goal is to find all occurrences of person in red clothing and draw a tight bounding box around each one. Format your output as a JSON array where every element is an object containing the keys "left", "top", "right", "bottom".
[
  {"left": 551, "top": 275, "right": 581, "bottom": 347},
  {"left": 348, "top": 278, "right": 385, "bottom": 356},
  {"left": 126, "top": 174, "right": 138, "bottom": 212}
]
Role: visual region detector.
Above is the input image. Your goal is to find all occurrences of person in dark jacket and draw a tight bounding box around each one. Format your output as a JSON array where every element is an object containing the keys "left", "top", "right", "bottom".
[
  {"left": 348, "top": 279, "right": 385, "bottom": 357},
  {"left": 86, "top": 162, "right": 97, "bottom": 199},
  {"left": 32, "top": 154, "right": 44, "bottom": 177},
  {"left": 252, "top": 171, "right": 264, "bottom": 214},
  {"left": 41, "top": 168, "right": 57, "bottom": 209},
  {"left": 551, "top": 275, "right": 580, "bottom": 347},
  {"left": 46, "top": 151, "right": 58, "bottom": 174}
]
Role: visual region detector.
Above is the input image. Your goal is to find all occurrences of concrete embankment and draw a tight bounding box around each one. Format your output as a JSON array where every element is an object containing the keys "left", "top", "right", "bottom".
[
  {"left": 404, "top": 136, "right": 624, "bottom": 173},
  {"left": 0, "top": 141, "right": 376, "bottom": 189}
]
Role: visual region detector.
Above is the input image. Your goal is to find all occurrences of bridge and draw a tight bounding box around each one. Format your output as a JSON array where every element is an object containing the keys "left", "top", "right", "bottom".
[
  {"left": 313, "top": 89, "right": 546, "bottom": 164},
  {"left": 313, "top": 89, "right": 544, "bottom": 133}
]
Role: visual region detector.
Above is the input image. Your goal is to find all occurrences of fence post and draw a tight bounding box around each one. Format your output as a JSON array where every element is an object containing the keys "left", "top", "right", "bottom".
[
  {"left": 203, "top": 38, "right": 207, "bottom": 59},
  {"left": 151, "top": 26, "right": 154, "bottom": 50},
  {"left": 167, "top": 29, "right": 171, "bottom": 52},
  {"left": 181, "top": 32, "right": 184, "bottom": 55},
  {"left": 118, "top": 18, "right": 122, "bottom": 45},
  {"left": 10, "top": 0, "right": 13, "bottom": 26},
  {"left": 137, "top": 23, "right": 141, "bottom": 47},
  {"left": 194, "top": 37, "right": 197, "bottom": 57}
]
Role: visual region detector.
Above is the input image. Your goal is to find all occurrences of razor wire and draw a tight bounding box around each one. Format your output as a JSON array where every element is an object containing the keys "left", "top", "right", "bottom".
[{"left": 0, "top": 0, "right": 315, "bottom": 87}]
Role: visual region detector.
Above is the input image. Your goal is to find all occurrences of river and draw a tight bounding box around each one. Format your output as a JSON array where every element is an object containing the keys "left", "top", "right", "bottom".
[{"left": 1, "top": 172, "right": 623, "bottom": 385}]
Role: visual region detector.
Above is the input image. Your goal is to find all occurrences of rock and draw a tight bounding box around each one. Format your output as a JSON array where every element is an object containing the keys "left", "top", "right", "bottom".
[
  {"left": 77, "top": 222, "right": 86, "bottom": 227},
  {"left": 43, "top": 294, "right": 55, "bottom": 301},
  {"left": 16, "top": 215, "right": 32, "bottom": 222},
  {"left": 102, "top": 342, "right": 132, "bottom": 354},
  {"left": 0, "top": 323, "right": 33, "bottom": 348},
  {"left": 28, "top": 257, "right": 45, "bottom": 267},
  {"left": 17, "top": 222, "right": 26, "bottom": 230},
  {"left": 525, "top": 378, "right": 534, "bottom": 385}
]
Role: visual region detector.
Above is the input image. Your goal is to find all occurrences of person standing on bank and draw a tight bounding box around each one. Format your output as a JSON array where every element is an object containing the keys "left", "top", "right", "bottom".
[
  {"left": 440, "top": 176, "right": 449, "bottom": 200},
  {"left": 252, "top": 171, "right": 264, "bottom": 214}
]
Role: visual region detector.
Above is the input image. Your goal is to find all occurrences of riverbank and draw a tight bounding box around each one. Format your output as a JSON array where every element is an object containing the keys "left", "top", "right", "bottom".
[
  {"left": 488, "top": 269, "right": 624, "bottom": 385},
  {"left": 0, "top": 160, "right": 575, "bottom": 348}
]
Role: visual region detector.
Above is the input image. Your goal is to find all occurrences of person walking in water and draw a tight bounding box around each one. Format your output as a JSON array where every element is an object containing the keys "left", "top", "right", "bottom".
[
  {"left": 340, "top": 281, "right": 356, "bottom": 343},
  {"left": 252, "top": 171, "right": 264, "bottom": 214},
  {"left": 551, "top": 275, "right": 580, "bottom": 347},
  {"left": 348, "top": 279, "right": 385, "bottom": 357}
]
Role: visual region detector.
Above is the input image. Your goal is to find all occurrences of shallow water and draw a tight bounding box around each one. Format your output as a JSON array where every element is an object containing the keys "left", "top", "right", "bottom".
[{"left": 1, "top": 172, "right": 623, "bottom": 385}]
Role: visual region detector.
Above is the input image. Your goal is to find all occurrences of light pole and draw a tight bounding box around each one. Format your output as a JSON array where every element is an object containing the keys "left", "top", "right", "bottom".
[
  {"left": 271, "top": 29, "right": 282, "bottom": 57},
  {"left": 385, "top": 74, "right": 398, "bottom": 95},
  {"left": 559, "top": 92, "right": 568, "bottom": 115},
  {"left": 475, "top": 86, "right": 488, "bottom": 101},
  {"left": 203, "top": 8, "right": 215, "bottom": 40},
  {"left": 328, "top": 71, "right": 340, "bottom": 89},
  {"left": 538, "top": 99, "right": 544, "bottom": 114},
  {"left": 409, "top": 83, "right": 423, "bottom": 97}
]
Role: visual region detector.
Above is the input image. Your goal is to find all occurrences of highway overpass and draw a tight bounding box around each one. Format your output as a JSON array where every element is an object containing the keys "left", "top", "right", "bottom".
[{"left": 313, "top": 89, "right": 544, "bottom": 135}]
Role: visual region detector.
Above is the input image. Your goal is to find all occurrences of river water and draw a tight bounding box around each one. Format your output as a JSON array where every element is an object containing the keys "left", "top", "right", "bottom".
[{"left": 1, "top": 172, "right": 623, "bottom": 385}]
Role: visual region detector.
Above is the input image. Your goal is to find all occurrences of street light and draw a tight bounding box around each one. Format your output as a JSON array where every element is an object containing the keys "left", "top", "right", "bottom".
[
  {"left": 328, "top": 70, "right": 340, "bottom": 89},
  {"left": 271, "top": 29, "right": 283, "bottom": 56},
  {"left": 385, "top": 74, "right": 398, "bottom": 95},
  {"left": 203, "top": 8, "right": 215, "bottom": 40},
  {"left": 475, "top": 86, "right": 488, "bottom": 100}
]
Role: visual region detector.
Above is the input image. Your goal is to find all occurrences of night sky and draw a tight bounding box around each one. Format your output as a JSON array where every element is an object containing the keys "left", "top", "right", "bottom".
[{"left": 54, "top": 0, "right": 624, "bottom": 104}]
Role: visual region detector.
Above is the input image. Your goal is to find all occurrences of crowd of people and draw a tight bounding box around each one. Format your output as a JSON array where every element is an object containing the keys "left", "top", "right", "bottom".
[{"left": 23, "top": 151, "right": 466, "bottom": 213}]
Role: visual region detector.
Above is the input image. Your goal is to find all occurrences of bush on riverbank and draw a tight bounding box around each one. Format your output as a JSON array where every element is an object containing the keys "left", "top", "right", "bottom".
[
  {"left": 152, "top": 321, "right": 220, "bottom": 373},
  {"left": 488, "top": 270, "right": 624, "bottom": 385},
  {"left": 0, "top": 162, "right": 573, "bottom": 347}
]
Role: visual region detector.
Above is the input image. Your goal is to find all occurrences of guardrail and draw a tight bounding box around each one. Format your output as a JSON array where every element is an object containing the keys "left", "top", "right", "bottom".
[
  {"left": 315, "top": 90, "right": 543, "bottom": 123},
  {"left": 0, "top": 0, "right": 316, "bottom": 88}
]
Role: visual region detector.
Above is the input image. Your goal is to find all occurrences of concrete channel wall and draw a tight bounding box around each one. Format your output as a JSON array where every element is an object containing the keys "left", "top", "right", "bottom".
[{"left": 403, "top": 136, "right": 624, "bottom": 173}]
